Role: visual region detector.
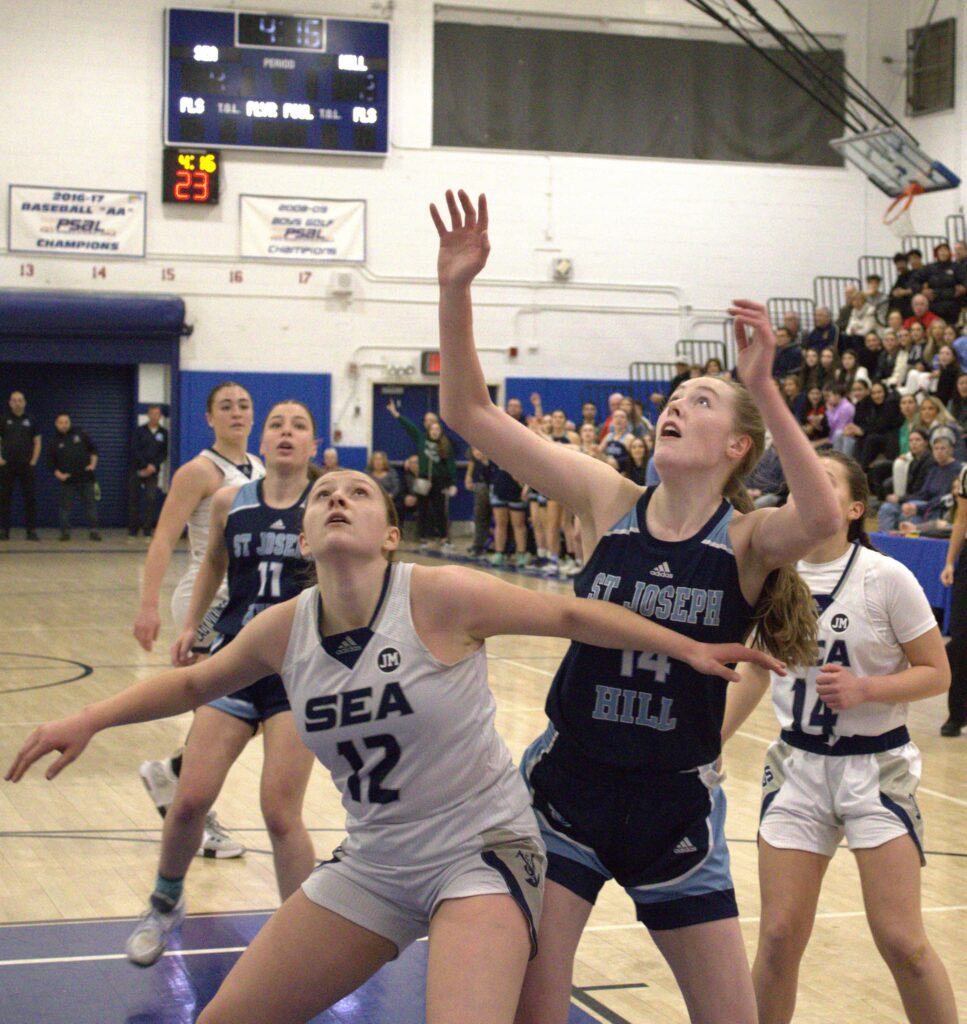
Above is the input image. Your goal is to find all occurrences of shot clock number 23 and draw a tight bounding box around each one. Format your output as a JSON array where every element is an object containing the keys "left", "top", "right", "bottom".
[{"left": 162, "top": 148, "right": 220, "bottom": 204}]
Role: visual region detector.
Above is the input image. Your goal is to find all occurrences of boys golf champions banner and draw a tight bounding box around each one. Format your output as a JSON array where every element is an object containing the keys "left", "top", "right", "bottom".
[{"left": 239, "top": 194, "right": 366, "bottom": 262}]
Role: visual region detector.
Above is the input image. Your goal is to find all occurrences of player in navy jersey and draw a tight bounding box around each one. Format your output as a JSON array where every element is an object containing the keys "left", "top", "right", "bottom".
[
  {"left": 124, "top": 400, "right": 319, "bottom": 966},
  {"left": 7, "top": 467, "right": 780, "bottom": 1024},
  {"left": 432, "top": 190, "right": 841, "bottom": 1024},
  {"left": 133, "top": 382, "right": 265, "bottom": 859},
  {"left": 724, "top": 451, "right": 957, "bottom": 1024}
]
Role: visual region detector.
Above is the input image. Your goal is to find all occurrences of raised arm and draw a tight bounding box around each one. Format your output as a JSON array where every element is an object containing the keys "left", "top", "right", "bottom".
[
  {"left": 727, "top": 301, "right": 840, "bottom": 572},
  {"left": 431, "top": 190, "right": 636, "bottom": 525},
  {"left": 170, "top": 486, "right": 235, "bottom": 666},
  {"left": 6, "top": 602, "right": 294, "bottom": 784},
  {"left": 415, "top": 565, "right": 784, "bottom": 682}
]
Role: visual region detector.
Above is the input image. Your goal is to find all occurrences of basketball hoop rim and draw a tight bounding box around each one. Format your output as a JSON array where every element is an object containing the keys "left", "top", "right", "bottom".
[{"left": 883, "top": 182, "right": 925, "bottom": 225}]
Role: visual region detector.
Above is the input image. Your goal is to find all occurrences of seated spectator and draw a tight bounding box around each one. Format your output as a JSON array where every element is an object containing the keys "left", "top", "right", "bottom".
[
  {"left": 799, "top": 385, "right": 829, "bottom": 447},
  {"left": 843, "top": 290, "right": 879, "bottom": 354},
  {"left": 919, "top": 242, "right": 967, "bottom": 324},
  {"left": 837, "top": 348, "right": 871, "bottom": 390},
  {"left": 367, "top": 449, "right": 400, "bottom": 501},
  {"left": 884, "top": 427, "right": 933, "bottom": 505},
  {"left": 621, "top": 435, "right": 649, "bottom": 485},
  {"left": 948, "top": 373, "right": 967, "bottom": 430},
  {"left": 889, "top": 251, "right": 918, "bottom": 319},
  {"left": 869, "top": 391, "right": 919, "bottom": 498},
  {"left": 772, "top": 326, "right": 803, "bottom": 379},
  {"left": 619, "top": 396, "right": 651, "bottom": 439},
  {"left": 580, "top": 401, "right": 598, "bottom": 430},
  {"left": 782, "top": 374, "right": 806, "bottom": 419},
  {"left": 850, "top": 380, "right": 901, "bottom": 468},
  {"left": 702, "top": 356, "right": 732, "bottom": 380},
  {"left": 859, "top": 331, "right": 883, "bottom": 377},
  {"left": 952, "top": 326, "right": 967, "bottom": 370},
  {"left": 925, "top": 317, "right": 947, "bottom": 365},
  {"left": 782, "top": 311, "right": 803, "bottom": 347},
  {"left": 803, "top": 306, "right": 840, "bottom": 353},
  {"left": 631, "top": 399, "right": 654, "bottom": 443},
  {"left": 878, "top": 431, "right": 961, "bottom": 530},
  {"left": 797, "top": 348, "right": 822, "bottom": 391},
  {"left": 916, "top": 393, "right": 959, "bottom": 444},
  {"left": 933, "top": 344, "right": 961, "bottom": 405},
  {"left": 864, "top": 274, "right": 888, "bottom": 321},
  {"left": 744, "top": 444, "right": 786, "bottom": 508},
  {"left": 823, "top": 382, "right": 855, "bottom": 453},
  {"left": 818, "top": 346, "right": 839, "bottom": 388},
  {"left": 875, "top": 330, "right": 900, "bottom": 384},
  {"left": 955, "top": 240, "right": 967, "bottom": 264},
  {"left": 903, "top": 293, "right": 939, "bottom": 332},
  {"left": 321, "top": 447, "right": 340, "bottom": 473}
]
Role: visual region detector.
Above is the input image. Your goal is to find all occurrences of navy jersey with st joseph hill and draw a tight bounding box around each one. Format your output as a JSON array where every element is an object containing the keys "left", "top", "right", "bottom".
[
  {"left": 215, "top": 479, "right": 311, "bottom": 639},
  {"left": 546, "top": 486, "right": 755, "bottom": 772}
]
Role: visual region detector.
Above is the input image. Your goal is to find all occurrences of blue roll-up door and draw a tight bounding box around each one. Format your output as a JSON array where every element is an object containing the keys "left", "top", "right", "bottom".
[{"left": 0, "top": 363, "right": 135, "bottom": 529}]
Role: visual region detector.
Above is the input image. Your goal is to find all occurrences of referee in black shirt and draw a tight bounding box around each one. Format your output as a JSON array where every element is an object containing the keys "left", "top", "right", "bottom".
[
  {"left": 128, "top": 405, "right": 169, "bottom": 536},
  {"left": 0, "top": 391, "right": 41, "bottom": 541}
]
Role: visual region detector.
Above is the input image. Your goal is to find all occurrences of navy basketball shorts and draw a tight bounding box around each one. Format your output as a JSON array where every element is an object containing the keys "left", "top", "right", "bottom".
[
  {"left": 206, "top": 631, "right": 291, "bottom": 727},
  {"left": 489, "top": 483, "right": 528, "bottom": 512},
  {"left": 520, "top": 723, "right": 738, "bottom": 930}
]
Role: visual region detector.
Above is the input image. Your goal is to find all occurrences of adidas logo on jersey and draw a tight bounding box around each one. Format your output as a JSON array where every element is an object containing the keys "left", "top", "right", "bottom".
[
  {"left": 673, "top": 837, "right": 697, "bottom": 855},
  {"left": 333, "top": 635, "right": 362, "bottom": 656},
  {"left": 269, "top": 519, "right": 285, "bottom": 530},
  {"left": 649, "top": 561, "right": 674, "bottom": 579}
]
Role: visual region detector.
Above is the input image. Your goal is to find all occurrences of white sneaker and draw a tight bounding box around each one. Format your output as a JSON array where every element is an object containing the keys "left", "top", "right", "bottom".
[
  {"left": 441, "top": 541, "right": 456, "bottom": 555},
  {"left": 199, "top": 811, "right": 245, "bottom": 859},
  {"left": 139, "top": 758, "right": 177, "bottom": 816},
  {"left": 125, "top": 896, "right": 186, "bottom": 967},
  {"left": 541, "top": 560, "right": 560, "bottom": 576},
  {"left": 564, "top": 560, "right": 584, "bottom": 577}
]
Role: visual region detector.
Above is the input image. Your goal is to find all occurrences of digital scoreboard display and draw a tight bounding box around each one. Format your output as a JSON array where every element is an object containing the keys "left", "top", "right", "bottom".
[
  {"left": 164, "top": 8, "right": 389, "bottom": 155},
  {"left": 162, "top": 148, "right": 220, "bottom": 203}
]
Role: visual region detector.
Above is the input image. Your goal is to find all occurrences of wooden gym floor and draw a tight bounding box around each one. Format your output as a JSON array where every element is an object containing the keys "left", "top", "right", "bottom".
[{"left": 0, "top": 533, "right": 964, "bottom": 1023}]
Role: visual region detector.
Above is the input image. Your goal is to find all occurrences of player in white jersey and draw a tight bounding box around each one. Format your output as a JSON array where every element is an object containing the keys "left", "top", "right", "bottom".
[
  {"left": 7, "top": 468, "right": 780, "bottom": 1024},
  {"left": 724, "top": 451, "right": 957, "bottom": 1024},
  {"left": 133, "top": 382, "right": 264, "bottom": 857}
]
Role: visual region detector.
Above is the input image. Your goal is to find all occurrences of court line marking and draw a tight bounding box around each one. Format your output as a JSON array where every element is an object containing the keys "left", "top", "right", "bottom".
[
  {"left": 4, "top": 905, "right": 966, "bottom": 966},
  {"left": 584, "top": 903, "right": 967, "bottom": 933}
]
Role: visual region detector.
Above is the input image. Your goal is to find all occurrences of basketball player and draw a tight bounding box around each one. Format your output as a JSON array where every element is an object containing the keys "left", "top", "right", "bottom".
[
  {"left": 7, "top": 466, "right": 781, "bottom": 1024},
  {"left": 430, "top": 190, "right": 841, "bottom": 1024},
  {"left": 723, "top": 451, "right": 958, "bottom": 1024},
  {"left": 488, "top": 461, "right": 529, "bottom": 567},
  {"left": 133, "top": 382, "right": 264, "bottom": 858},
  {"left": 126, "top": 400, "right": 318, "bottom": 966}
]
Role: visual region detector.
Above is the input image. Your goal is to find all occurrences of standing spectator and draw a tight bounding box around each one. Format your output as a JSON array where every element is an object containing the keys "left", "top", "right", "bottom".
[
  {"left": 579, "top": 401, "right": 598, "bottom": 430},
  {"left": 954, "top": 240, "right": 967, "bottom": 265},
  {"left": 864, "top": 273, "right": 887, "bottom": 314},
  {"left": 387, "top": 400, "right": 457, "bottom": 551},
  {"left": 889, "top": 251, "right": 918, "bottom": 319},
  {"left": 464, "top": 446, "right": 492, "bottom": 557},
  {"left": 920, "top": 242, "right": 967, "bottom": 325},
  {"left": 903, "top": 293, "right": 939, "bottom": 332},
  {"left": 0, "top": 390, "right": 41, "bottom": 540},
  {"left": 399, "top": 454, "right": 421, "bottom": 541},
  {"left": 933, "top": 344, "right": 962, "bottom": 405},
  {"left": 843, "top": 291, "right": 878, "bottom": 354},
  {"left": 939, "top": 460, "right": 967, "bottom": 735},
  {"left": 48, "top": 413, "right": 100, "bottom": 541},
  {"left": 857, "top": 381, "right": 902, "bottom": 468},
  {"left": 367, "top": 450, "right": 400, "bottom": 503},
  {"left": 650, "top": 359, "right": 691, "bottom": 410},
  {"left": 802, "top": 306, "right": 840, "bottom": 353},
  {"left": 772, "top": 326, "right": 802, "bottom": 379},
  {"left": 321, "top": 447, "right": 340, "bottom": 473},
  {"left": 505, "top": 396, "right": 527, "bottom": 424},
  {"left": 599, "top": 408, "right": 634, "bottom": 470},
  {"left": 782, "top": 310, "right": 803, "bottom": 346},
  {"left": 836, "top": 282, "right": 859, "bottom": 332},
  {"left": 128, "top": 405, "right": 168, "bottom": 537}
]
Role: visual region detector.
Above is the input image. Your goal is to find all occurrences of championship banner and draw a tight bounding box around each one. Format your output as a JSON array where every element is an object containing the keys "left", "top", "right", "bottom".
[
  {"left": 8, "top": 185, "right": 147, "bottom": 257},
  {"left": 239, "top": 194, "right": 366, "bottom": 262}
]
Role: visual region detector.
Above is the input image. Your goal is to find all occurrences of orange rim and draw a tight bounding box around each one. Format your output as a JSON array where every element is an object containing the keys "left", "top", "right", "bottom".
[{"left": 883, "top": 182, "right": 925, "bottom": 225}]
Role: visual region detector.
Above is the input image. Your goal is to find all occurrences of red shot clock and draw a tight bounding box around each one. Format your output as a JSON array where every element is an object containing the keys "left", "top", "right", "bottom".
[{"left": 163, "top": 148, "right": 220, "bottom": 204}]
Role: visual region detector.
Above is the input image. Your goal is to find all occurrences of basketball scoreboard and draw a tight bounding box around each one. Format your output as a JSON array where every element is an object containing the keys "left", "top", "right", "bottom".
[{"left": 164, "top": 8, "right": 389, "bottom": 155}]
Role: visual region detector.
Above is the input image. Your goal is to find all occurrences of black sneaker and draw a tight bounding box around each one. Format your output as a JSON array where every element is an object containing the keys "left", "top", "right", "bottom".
[
  {"left": 26, "top": 531, "right": 39, "bottom": 541},
  {"left": 142, "top": 529, "right": 153, "bottom": 538},
  {"left": 940, "top": 719, "right": 964, "bottom": 737},
  {"left": 59, "top": 531, "right": 70, "bottom": 541},
  {"left": 90, "top": 531, "right": 102, "bottom": 541},
  {"left": 128, "top": 528, "right": 139, "bottom": 537}
]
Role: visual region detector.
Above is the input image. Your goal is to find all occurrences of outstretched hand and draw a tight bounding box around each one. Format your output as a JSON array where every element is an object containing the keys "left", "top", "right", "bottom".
[
  {"left": 5, "top": 714, "right": 95, "bottom": 783},
  {"left": 686, "top": 642, "right": 786, "bottom": 684},
  {"left": 728, "top": 299, "right": 778, "bottom": 391},
  {"left": 430, "top": 190, "right": 490, "bottom": 288}
]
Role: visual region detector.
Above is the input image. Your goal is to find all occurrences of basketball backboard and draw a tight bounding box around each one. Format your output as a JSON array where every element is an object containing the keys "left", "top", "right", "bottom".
[{"left": 830, "top": 127, "right": 960, "bottom": 197}]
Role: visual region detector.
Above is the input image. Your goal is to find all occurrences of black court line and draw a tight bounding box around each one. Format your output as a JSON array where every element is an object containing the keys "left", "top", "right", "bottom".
[
  {"left": 571, "top": 986, "right": 632, "bottom": 1024},
  {"left": 581, "top": 984, "right": 648, "bottom": 991},
  {"left": 0, "top": 907, "right": 277, "bottom": 928},
  {"left": 0, "top": 652, "right": 92, "bottom": 694}
]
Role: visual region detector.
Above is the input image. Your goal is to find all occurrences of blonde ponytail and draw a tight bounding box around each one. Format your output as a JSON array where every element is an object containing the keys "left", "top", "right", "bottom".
[{"left": 725, "top": 383, "right": 819, "bottom": 668}]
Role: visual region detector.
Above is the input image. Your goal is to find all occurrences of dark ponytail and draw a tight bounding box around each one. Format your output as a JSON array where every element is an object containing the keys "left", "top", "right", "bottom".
[{"left": 817, "top": 449, "right": 874, "bottom": 548}]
